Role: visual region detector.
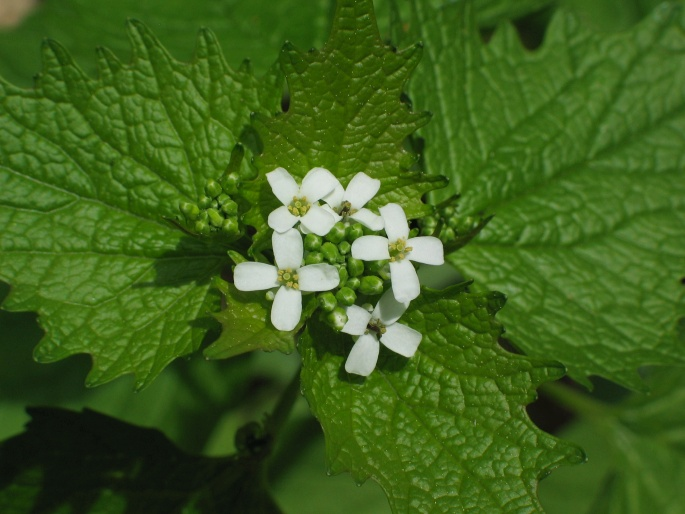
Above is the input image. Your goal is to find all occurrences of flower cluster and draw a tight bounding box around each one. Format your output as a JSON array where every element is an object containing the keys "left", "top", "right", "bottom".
[{"left": 233, "top": 167, "right": 444, "bottom": 376}]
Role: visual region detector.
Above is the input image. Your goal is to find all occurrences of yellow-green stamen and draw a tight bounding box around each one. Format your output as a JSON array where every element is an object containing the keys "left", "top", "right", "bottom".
[
  {"left": 277, "top": 268, "right": 300, "bottom": 289},
  {"left": 388, "top": 238, "right": 413, "bottom": 262},
  {"left": 287, "top": 196, "right": 311, "bottom": 217}
]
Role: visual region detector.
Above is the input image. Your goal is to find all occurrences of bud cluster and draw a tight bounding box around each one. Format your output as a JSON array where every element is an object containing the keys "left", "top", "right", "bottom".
[
  {"left": 418, "top": 202, "right": 483, "bottom": 247},
  {"left": 299, "top": 222, "right": 395, "bottom": 331},
  {"left": 178, "top": 175, "right": 242, "bottom": 240}
]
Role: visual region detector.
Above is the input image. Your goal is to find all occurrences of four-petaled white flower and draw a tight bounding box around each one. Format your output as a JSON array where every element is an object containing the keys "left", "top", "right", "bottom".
[
  {"left": 267, "top": 167, "right": 339, "bottom": 236},
  {"left": 322, "top": 172, "right": 384, "bottom": 230},
  {"left": 342, "top": 289, "right": 422, "bottom": 376},
  {"left": 234, "top": 228, "right": 339, "bottom": 331},
  {"left": 351, "top": 203, "right": 444, "bottom": 303}
]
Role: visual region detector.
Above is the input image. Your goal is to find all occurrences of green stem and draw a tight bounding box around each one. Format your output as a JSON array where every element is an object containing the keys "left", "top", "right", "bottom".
[
  {"left": 541, "top": 380, "right": 613, "bottom": 420},
  {"left": 267, "top": 364, "right": 302, "bottom": 440}
]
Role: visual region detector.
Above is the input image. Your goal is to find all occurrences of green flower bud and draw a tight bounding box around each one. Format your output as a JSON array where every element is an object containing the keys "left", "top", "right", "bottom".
[
  {"left": 221, "top": 217, "right": 240, "bottom": 237},
  {"left": 442, "top": 206, "right": 456, "bottom": 217},
  {"left": 326, "top": 222, "right": 346, "bottom": 244},
  {"left": 321, "top": 242, "right": 340, "bottom": 263},
  {"left": 447, "top": 216, "right": 460, "bottom": 229},
  {"left": 408, "top": 228, "right": 419, "bottom": 238},
  {"left": 197, "top": 210, "right": 208, "bottom": 222},
  {"left": 207, "top": 208, "right": 224, "bottom": 227},
  {"left": 345, "top": 223, "right": 364, "bottom": 241},
  {"left": 326, "top": 306, "right": 348, "bottom": 331},
  {"left": 335, "top": 287, "right": 357, "bottom": 306},
  {"left": 338, "top": 266, "right": 349, "bottom": 285},
  {"left": 345, "top": 277, "right": 360, "bottom": 290},
  {"left": 198, "top": 195, "right": 213, "bottom": 209},
  {"left": 204, "top": 179, "right": 223, "bottom": 198},
  {"left": 304, "top": 233, "right": 323, "bottom": 251},
  {"left": 347, "top": 257, "right": 364, "bottom": 278},
  {"left": 194, "top": 220, "right": 210, "bottom": 235},
  {"left": 305, "top": 251, "right": 324, "bottom": 265},
  {"left": 220, "top": 198, "right": 239, "bottom": 216},
  {"left": 179, "top": 202, "right": 200, "bottom": 221},
  {"left": 366, "top": 260, "right": 390, "bottom": 279},
  {"left": 220, "top": 172, "right": 241, "bottom": 195},
  {"left": 318, "top": 292, "right": 337, "bottom": 312},
  {"left": 265, "top": 290, "right": 275, "bottom": 301},
  {"left": 419, "top": 215, "right": 438, "bottom": 229},
  {"left": 358, "top": 275, "right": 384, "bottom": 295},
  {"left": 338, "top": 240, "right": 351, "bottom": 255},
  {"left": 420, "top": 226, "right": 435, "bottom": 236},
  {"left": 441, "top": 227, "right": 456, "bottom": 243}
]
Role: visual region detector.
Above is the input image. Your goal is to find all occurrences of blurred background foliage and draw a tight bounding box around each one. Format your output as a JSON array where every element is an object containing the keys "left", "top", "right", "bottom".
[{"left": 0, "top": 1, "right": 679, "bottom": 513}]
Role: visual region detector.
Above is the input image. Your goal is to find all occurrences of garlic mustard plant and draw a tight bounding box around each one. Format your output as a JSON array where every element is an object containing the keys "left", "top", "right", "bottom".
[
  {"left": 351, "top": 203, "right": 445, "bottom": 302},
  {"left": 342, "top": 289, "right": 422, "bottom": 376},
  {"left": 266, "top": 167, "right": 339, "bottom": 236},
  {"left": 322, "top": 171, "right": 384, "bottom": 230},
  {"left": 233, "top": 228, "right": 339, "bottom": 331}
]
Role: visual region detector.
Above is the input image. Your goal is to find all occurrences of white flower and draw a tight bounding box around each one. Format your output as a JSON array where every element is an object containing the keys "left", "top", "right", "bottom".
[
  {"left": 351, "top": 203, "right": 444, "bottom": 303},
  {"left": 266, "top": 167, "right": 339, "bottom": 236},
  {"left": 233, "top": 228, "right": 339, "bottom": 331},
  {"left": 322, "top": 172, "right": 384, "bottom": 230},
  {"left": 342, "top": 289, "right": 422, "bottom": 376}
]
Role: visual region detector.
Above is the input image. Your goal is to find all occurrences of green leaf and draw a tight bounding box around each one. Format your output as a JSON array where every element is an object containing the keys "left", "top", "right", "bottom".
[
  {"left": 561, "top": 0, "right": 671, "bottom": 32},
  {"left": 472, "top": 0, "right": 555, "bottom": 26},
  {"left": 301, "top": 284, "right": 583, "bottom": 513},
  {"left": 540, "top": 368, "right": 685, "bottom": 513},
  {"left": 204, "top": 280, "right": 317, "bottom": 359},
  {"left": 400, "top": 0, "right": 685, "bottom": 389},
  {"left": 0, "top": 0, "right": 331, "bottom": 87},
  {"left": 0, "top": 22, "right": 282, "bottom": 388},
  {"left": 242, "top": 0, "right": 447, "bottom": 249},
  {"left": 0, "top": 407, "right": 281, "bottom": 513}
]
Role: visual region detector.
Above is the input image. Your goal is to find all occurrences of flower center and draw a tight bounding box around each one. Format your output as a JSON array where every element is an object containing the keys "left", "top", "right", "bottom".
[
  {"left": 277, "top": 268, "right": 300, "bottom": 289},
  {"left": 388, "top": 238, "right": 413, "bottom": 262},
  {"left": 366, "top": 317, "right": 386, "bottom": 336},
  {"left": 288, "top": 196, "right": 311, "bottom": 217},
  {"left": 336, "top": 200, "right": 358, "bottom": 220}
]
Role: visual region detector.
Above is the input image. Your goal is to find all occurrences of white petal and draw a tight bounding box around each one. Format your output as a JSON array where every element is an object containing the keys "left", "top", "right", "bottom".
[
  {"left": 266, "top": 167, "right": 300, "bottom": 206},
  {"left": 233, "top": 262, "right": 279, "bottom": 291},
  {"left": 273, "top": 229, "right": 304, "bottom": 270},
  {"left": 343, "top": 172, "right": 381, "bottom": 209},
  {"left": 322, "top": 182, "right": 345, "bottom": 209},
  {"left": 372, "top": 288, "right": 409, "bottom": 326},
  {"left": 320, "top": 203, "right": 343, "bottom": 223},
  {"left": 342, "top": 305, "right": 373, "bottom": 336},
  {"left": 381, "top": 323, "right": 422, "bottom": 358},
  {"left": 351, "top": 235, "right": 390, "bottom": 261},
  {"left": 268, "top": 205, "right": 299, "bottom": 233},
  {"left": 300, "top": 167, "right": 339, "bottom": 201},
  {"left": 350, "top": 208, "right": 384, "bottom": 231},
  {"left": 298, "top": 264, "right": 340, "bottom": 292},
  {"left": 389, "top": 259, "right": 420, "bottom": 302},
  {"left": 407, "top": 236, "right": 444, "bottom": 265},
  {"left": 271, "top": 286, "right": 302, "bottom": 331},
  {"left": 300, "top": 205, "right": 337, "bottom": 236},
  {"left": 344, "top": 334, "right": 380, "bottom": 376},
  {"left": 380, "top": 203, "right": 409, "bottom": 241}
]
